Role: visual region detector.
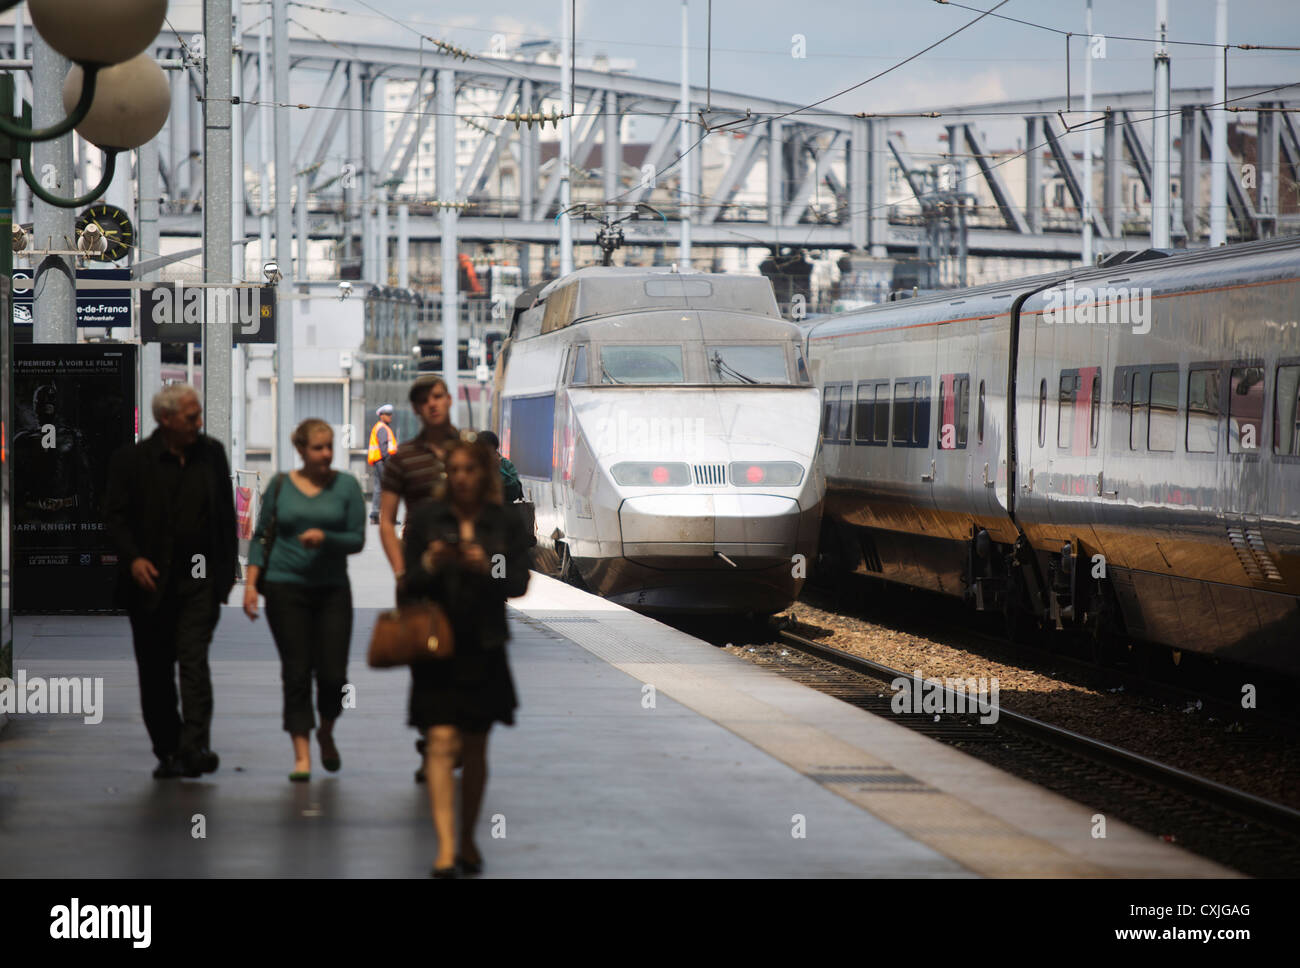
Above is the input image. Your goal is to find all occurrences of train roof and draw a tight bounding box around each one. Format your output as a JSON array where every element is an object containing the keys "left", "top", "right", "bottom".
[
  {"left": 512, "top": 267, "right": 783, "bottom": 339},
  {"left": 806, "top": 234, "right": 1300, "bottom": 343}
]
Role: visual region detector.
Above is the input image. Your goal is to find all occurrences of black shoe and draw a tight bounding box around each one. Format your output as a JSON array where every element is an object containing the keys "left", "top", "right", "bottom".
[
  {"left": 152, "top": 755, "right": 183, "bottom": 779},
  {"left": 431, "top": 865, "right": 458, "bottom": 879},
  {"left": 180, "top": 748, "right": 219, "bottom": 777},
  {"left": 414, "top": 766, "right": 426, "bottom": 784},
  {"left": 456, "top": 855, "right": 483, "bottom": 876},
  {"left": 370, "top": 514, "right": 379, "bottom": 524}
]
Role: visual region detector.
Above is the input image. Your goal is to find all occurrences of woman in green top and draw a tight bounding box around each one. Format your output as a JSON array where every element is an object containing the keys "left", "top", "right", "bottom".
[{"left": 244, "top": 419, "right": 365, "bottom": 781}]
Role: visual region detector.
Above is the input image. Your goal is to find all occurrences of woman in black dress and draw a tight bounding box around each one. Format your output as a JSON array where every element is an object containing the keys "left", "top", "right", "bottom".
[{"left": 403, "top": 435, "right": 531, "bottom": 877}]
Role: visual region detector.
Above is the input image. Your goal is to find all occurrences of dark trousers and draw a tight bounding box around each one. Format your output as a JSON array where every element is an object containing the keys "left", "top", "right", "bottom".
[
  {"left": 370, "top": 462, "right": 384, "bottom": 517},
  {"left": 128, "top": 577, "right": 220, "bottom": 760},
  {"left": 263, "top": 581, "right": 353, "bottom": 733}
]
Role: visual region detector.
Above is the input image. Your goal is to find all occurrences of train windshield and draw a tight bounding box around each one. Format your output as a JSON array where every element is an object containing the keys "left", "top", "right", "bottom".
[
  {"left": 706, "top": 345, "right": 791, "bottom": 385},
  {"left": 599, "top": 345, "right": 686, "bottom": 384}
]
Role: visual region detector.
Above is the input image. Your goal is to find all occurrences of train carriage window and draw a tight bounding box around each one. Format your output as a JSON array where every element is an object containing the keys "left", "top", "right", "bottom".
[
  {"left": 977, "top": 380, "right": 985, "bottom": 445},
  {"left": 570, "top": 345, "right": 589, "bottom": 385},
  {"left": 873, "top": 381, "right": 890, "bottom": 443},
  {"left": 1038, "top": 379, "right": 1047, "bottom": 448},
  {"left": 1275, "top": 365, "right": 1300, "bottom": 457},
  {"left": 1090, "top": 374, "right": 1101, "bottom": 449},
  {"left": 956, "top": 376, "right": 970, "bottom": 448},
  {"left": 1187, "top": 367, "right": 1221, "bottom": 453},
  {"left": 855, "top": 383, "right": 873, "bottom": 443},
  {"left": 937, "top": 379, "right": 947, "bottom": 447},
  {"left": 1057, "top": 372, "right": 1078, "bottom": 449},
  {"left": 914, "top": 377, "right": 931, "bottom": 447},
  {"left": 707, "top": 344, "right": 791, "bottom": 384},
  {"left": 600, "top": 345, "right": 685, "bottom": 384},
  {"left": 1148, "top": 369, "right": 1179, "bottom": 452},
  {"left": 837, "top": 383, "right": 853, "bottom": 441},
  {"left": 1229, "top": 366, "right": 1264, "bottom": 454},
  {"left": 936, "top": 373, "right": 970, "bottom": 450},
  {"left": 1130, "top": 370, "right": 1148, "bottom": 450},
  {"left": 893, "top": 381, "right": 914, "bottom": 445},
  {"left": 821, "top": 384, "right": 839, "bottom": 438},
  {"left": 795, "top": 346, "right": 811, "bottom": 384}
]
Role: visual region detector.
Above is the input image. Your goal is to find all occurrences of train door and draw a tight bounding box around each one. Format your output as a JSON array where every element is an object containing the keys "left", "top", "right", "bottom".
[
  {"left": 965, "top": 312, "right": 1016, "bottom": 542},
  {"left": 1047, "top": 302, "right": 1112, "bottom": 550},
  {"left": 1015, "top": 295, "right": 1055, "bottom": 543},
  {"left": 552, "top": 345, "right": 574, "bottom": 510},
  {"left": 934, "top": 322, "right": 976, "bottom": 544}
]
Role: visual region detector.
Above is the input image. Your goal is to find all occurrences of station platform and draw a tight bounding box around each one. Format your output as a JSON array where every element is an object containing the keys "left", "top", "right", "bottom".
[{"left": 0, "top": 531, "right": 1234, "bottom": 878}]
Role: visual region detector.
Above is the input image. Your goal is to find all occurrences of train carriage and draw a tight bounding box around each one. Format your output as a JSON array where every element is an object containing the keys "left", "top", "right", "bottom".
[{"left": 806, "top": 236, "right": 1300, "bottom": 675}]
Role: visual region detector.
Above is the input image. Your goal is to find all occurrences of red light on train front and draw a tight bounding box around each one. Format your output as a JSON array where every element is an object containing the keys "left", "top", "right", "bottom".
[
  {"left": 652, "top": 465, "right": 670, "bottom": 484},
  {"left": 745, "top": 464, "right": 764, "bottom": 484}
]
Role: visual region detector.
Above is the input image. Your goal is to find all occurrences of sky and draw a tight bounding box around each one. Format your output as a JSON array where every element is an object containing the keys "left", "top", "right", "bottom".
[{"left": 151, "top": 0, "right": 1300, "bottom": 115}]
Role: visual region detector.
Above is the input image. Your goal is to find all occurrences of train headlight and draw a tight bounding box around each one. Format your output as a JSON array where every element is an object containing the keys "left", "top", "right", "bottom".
[
  {"left": 730, "top": 462, "right": 803, "bottom": 487},
  {"left": 611, "top": 462, "right": 691, "bottom": 486}
]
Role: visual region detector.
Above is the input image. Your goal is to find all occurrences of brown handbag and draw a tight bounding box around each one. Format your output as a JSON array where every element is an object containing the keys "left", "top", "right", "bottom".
[{"left": 367, "top": 603, "right": 455, "bottom": 667}]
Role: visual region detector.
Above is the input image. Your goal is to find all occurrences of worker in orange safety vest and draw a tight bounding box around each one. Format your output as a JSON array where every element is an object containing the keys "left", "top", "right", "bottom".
[{"left": 368, "top": 404, "right": 398, "bottom": 523}]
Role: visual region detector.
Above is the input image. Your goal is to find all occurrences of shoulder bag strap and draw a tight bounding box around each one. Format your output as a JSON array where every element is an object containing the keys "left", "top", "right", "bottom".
[{"left": 260, "top": 473, "right": 286, "bottom": 559}]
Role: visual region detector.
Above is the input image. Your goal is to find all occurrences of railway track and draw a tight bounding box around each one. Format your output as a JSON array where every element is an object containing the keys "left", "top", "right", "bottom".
[
  {"left": 751, "top": 627, "right": 1300, "bottom": 876},
  {"left": 801, "top": 578, "right": 1300, "bottom": 735}
]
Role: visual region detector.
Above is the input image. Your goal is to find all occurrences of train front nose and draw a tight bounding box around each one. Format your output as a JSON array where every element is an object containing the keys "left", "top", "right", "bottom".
[
  {"left": 610, "top": 493, "right": 807, "bottom": 613},
  {"left": 618, "top": 493, "right": 801, "bottom": 561}
]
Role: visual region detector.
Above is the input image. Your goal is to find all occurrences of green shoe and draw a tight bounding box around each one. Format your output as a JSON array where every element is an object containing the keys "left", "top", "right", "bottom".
[{"left": 289, "top": 770, "right": 310, "bottom": 783}]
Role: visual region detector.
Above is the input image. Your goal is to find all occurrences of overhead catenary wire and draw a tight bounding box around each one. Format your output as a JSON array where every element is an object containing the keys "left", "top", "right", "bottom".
[{"left": 157, "top": 3, "right": 1300, "bottom": 268}]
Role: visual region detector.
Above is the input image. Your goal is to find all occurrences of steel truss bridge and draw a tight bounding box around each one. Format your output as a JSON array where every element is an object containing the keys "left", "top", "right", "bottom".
[{"left": 5, "top": 28, "right": 1299, "bottom": 269}]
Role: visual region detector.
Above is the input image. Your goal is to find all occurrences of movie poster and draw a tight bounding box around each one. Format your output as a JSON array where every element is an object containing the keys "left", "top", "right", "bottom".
[{"left": 11, "top": 344, "right": 137, "bottom": 613}]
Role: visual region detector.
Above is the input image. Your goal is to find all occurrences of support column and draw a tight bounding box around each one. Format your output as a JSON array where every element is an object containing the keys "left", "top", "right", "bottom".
[
  {"left": 1257, "top": 105, "right": 1279, "bottom": 238},
  {"left": 437, "top": 67, "right": 459, "bottom": 407},
  {"left": 31, "top": 31, "right": 75, "bottom": 343},
  {"left": 273, "top": 0, "right": 296, "bottom": 467},
  {"left": 360, "top": 69, "right": 374, "bottom": 283},
  {"left": 1151, "top": 0, "right": 1171, "bottom": 249},
  {"left": 204, "top": 0, "right": 234, "bottom": 456},
  {"left": 397, "top": 203, "right": 410, "bottom": 289},
  {"left": 1025, "top": 116, "right": 1041, "bottom": 233},
  {"left": 1103, "top": 110, "right": 1122, "bottom": 236},
  {"left": 849, "top": 117, "right": 868, "bottom": 250},
  {"left": 868, "top": 119, "right": 887, "bottom": 257},
  {"left": 173, "top": 61, "right": 190, "bottom": 202},
  {"left": 296, "top": 169, "right": 308, "bottom": 293},
  {"left": 13, "top": 10, "right": 29, "bottom": 227},
  {"left": 258, "top": 17, "right": 272, "bottom": 266},
  {"left": 232, "top": 2, "right": 247, "bottom": 470},
  {"left": 519, "top": 80, "right": 535, "bottom": 219},
  {"left": 767, "top": 118, "right": 784, "bottom": 229},
  {"left": 344, "top": 60, "right": 362, "bottom": 269},
  {"left": 1180, "top": 106, "right": 1200, "bottom": 240},
  {"left": 376, "top": 193, "right": 388, "bottom": 287},
  {"left": 603, "top": 90, "right": 620, "bottom": 209},
  {"left": 138, "top": 137, "right": 163, "bottom": 436},
  {"left": 559, "top": 0, "right": 573, "bottom": 274},
  {"left": 1209, "top": 0, "right": 1228, "bottom": 246},
  {"left": 188, "top": 67, "right": 202, "bottom": 207}
]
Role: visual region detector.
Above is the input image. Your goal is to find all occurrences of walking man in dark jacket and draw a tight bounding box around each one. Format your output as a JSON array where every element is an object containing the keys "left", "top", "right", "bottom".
[{"left": 104, "top": 384, "right": 238, "bottom": 779}]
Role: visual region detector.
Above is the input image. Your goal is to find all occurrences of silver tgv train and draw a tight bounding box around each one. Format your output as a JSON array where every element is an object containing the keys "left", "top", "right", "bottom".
[
  {"left": 806, "top": 235, "right": 1300, "bottom": 675},
  {"left": 491, "top": 266, "right": 825, "bottom": 614}
]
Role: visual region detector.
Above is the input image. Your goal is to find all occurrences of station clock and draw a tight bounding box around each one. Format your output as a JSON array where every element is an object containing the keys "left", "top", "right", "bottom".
[{"left": 75, "top": 203, "right": 135, "bottom": 262}]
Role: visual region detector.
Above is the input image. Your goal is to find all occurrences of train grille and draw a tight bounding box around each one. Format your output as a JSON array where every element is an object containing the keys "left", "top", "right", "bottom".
[
  {"left": 1227, "top": 526, "right": 1284, "bottom": 582},
  {"left": 693, "top": 463, "right": 727, "bottom": 486}
]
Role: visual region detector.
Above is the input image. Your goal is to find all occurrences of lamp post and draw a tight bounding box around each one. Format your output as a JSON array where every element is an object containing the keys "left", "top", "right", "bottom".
[{"left": 1, "top": 0, "right": 173, "bottom": 681}]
